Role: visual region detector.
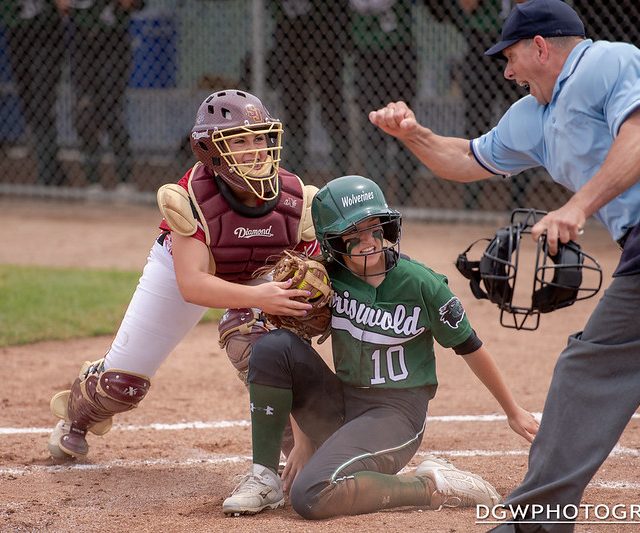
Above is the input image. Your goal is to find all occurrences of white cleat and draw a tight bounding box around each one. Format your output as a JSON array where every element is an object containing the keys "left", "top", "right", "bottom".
[
  {"left": 416, "top": 454, "right": 458, "bottom": 472},
  {"left": 416, "top": 454, "right": 502, "bottom": 509},
  {"left": 223, "top": 464, "right": 285, "bottom": 516}
]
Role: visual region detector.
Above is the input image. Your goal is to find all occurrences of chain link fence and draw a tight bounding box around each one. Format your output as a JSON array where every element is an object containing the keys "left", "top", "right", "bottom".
[{"left": 0, "top": 0, "right": 637, "bottom": 218}]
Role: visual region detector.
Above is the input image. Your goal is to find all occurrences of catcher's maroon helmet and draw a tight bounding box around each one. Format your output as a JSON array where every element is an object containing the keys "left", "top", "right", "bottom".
[{"left": 190, "top": 90, "right": 283, "bottom": 200}]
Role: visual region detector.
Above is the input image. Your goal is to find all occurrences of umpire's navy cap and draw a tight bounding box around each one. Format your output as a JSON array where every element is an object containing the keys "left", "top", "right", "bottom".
[{"left": 485, "top": 0, "right": 585, "bottom": 58}]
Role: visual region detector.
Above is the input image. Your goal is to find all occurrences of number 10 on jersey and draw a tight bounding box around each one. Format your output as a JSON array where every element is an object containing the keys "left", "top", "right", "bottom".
[{"left": 370, "top": 346, "right": 408, "bottom": 385}]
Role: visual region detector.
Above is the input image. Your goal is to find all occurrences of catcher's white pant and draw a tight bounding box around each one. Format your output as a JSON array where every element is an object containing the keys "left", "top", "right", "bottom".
[{"left": 103, "top": 239, "right": 207, "bottom": 377}]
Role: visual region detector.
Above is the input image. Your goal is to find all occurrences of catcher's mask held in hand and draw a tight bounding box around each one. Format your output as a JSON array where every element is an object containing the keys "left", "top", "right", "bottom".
[
  {"left": 190, "top": 89, "right": 283, "bottom": 201},
  {"left": 456, "top": 208, "right": 603, "bottom": 330},
  {"left": 312, "top": 175, "right": 402, "bottom": 276}
]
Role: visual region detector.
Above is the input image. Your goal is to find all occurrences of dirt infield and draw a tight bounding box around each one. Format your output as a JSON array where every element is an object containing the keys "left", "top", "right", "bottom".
[{"left": 1, "top": 198, "right": 638, "bottom": 532}]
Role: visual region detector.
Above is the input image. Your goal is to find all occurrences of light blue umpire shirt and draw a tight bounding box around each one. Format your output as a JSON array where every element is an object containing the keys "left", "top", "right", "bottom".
[{"left": 471, "top": 39, "right": 640, "bottom": 241}]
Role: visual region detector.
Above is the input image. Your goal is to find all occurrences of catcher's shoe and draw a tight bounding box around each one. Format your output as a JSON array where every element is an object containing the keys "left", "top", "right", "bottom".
[
  {"left": 48, "top": 420, "right": 77, "bottom": 461},
  {"left": 223, "top": 464, "right": 285, "bottom": 516},
  {"left": 416, "top": 455, "right": 502, "bottom": 509}
]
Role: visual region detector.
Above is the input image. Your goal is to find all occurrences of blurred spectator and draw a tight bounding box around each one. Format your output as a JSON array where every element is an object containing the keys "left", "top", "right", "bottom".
[
  {"left": 570, "top": 0, "right": 640, "bottom": 42},
  {"left": 455, "top": 0, "right": 524, "bottom": 209},
  {"left": 269, "top": 0, "right": 350, "bottom": 181},
  {"left": 350, "top": 0, "right": 418, "bottom": 206},
  {"left": 457, "top": 0, "right": 520, "bottom": 138},
  {"left": 67, "top": 0, "right": 143, "bottom": 194},
  {"left": 0, "top": 0, "right": 68, "bottom": 185}
]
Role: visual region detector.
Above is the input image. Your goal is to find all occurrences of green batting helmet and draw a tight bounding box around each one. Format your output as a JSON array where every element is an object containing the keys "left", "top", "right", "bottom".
[{"left": 312, "top": 175, "right": 401, "bottom": 269}]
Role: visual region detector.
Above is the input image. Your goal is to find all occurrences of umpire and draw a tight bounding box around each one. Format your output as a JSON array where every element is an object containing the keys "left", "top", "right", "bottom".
[{"left": 369, "top": 0, "right": 640, "bottom": 531}]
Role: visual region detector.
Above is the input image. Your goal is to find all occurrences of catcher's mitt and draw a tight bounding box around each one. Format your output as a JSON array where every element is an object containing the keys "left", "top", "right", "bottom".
[{"left": 258, "top": 250, "right": 333, "bottom": 342}]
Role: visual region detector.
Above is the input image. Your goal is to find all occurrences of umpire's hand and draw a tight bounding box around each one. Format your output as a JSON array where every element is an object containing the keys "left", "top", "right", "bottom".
[
  {"left": 369, "top": 101, "right": 423, "bottom": 141},
  {"left": 532, "top": 204, "right": 586, "bottom": 255}
]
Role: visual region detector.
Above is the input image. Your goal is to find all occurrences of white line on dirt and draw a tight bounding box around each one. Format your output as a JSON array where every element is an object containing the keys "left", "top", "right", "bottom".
[
  {"left": 2, "top": 417, "right": 638, "bottom": 488},
  {"left": 594, "top": 480, "right": 640, "bottom": 490},
  {"left": 0, "top": 419, "right": 251, "bottom": 435},
  {"left": 5, "top": 412, "right": 640, "bottom": 435},
  {"left": 0, "top": 455, "right": 250, "bottom": 476},
  {"left": 1, "top": 451, "right": 638, "bottom": 492},
  {"left": 417, "top": 445, "right": 640, "bottom": 458}
]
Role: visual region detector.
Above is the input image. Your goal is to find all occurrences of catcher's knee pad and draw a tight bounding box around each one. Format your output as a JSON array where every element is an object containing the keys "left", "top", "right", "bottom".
[
  {"left": 50, "top": 359, "right": 150, "bottom": 457},
  {"left": 218, "top": 308, "right": 271, "bottom": 384}
]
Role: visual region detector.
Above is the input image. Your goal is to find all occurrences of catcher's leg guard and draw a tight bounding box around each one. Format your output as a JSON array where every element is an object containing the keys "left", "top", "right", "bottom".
[
  {"left": 49, "top": 360, "right": 150, "bottom": 458},
  {"left": 218, "top": 308, "right": 271, "bottom": 386}
]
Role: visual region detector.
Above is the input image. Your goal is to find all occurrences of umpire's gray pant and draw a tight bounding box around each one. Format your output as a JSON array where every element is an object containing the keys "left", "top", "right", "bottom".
[{"left": 491, "top": 273, "right": 640, "bottom": 533}]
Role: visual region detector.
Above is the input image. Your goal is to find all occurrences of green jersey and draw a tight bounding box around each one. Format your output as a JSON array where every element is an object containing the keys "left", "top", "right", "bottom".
[
  {"left": 465, "top": 0, "right": 505, "bottom": 34},
  {"left": 0, "top": 0, "right": 57, "bottom": 28},
  {"left": 69, "top": 0, "right": 138, "bottom": 31},
  {"left": 350, "top": 0, "right": 413, "bottom": 51},
  {"left": 329, "top": 256, "right": 474, "bottom": 389}
]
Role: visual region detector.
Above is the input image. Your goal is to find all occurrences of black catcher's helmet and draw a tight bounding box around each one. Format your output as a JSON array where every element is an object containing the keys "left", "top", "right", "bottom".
[{"left": 456, "top": 209, "right": 603, "bottom": 330}]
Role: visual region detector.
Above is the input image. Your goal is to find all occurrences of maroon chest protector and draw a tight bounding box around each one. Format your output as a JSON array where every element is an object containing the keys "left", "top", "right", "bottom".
[{"left": 189, "top": 165, "right": 304, "bottom": 282}]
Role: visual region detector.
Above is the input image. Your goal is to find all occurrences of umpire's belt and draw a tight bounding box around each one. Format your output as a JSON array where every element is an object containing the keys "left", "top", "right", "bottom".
[
  {"left": 613, "top": 224, "right": 640, "bottom": 277},
  {"left": 617, "top": 226, "right": 634, "bottom": 250}
]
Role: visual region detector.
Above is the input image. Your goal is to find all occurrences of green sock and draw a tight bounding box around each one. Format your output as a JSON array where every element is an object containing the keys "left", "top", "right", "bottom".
[{"left": 250, "top": 383, "right": 292, "bottom": 473}]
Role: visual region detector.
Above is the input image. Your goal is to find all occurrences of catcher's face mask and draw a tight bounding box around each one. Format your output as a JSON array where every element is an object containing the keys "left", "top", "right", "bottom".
[
  {"left": 312, "top": 175, "right": 402, "bottom": 276},
  {"left": 190, "top": 89, "right": 283, "bottom": 201},
  {"left": 456, "top": 208, "right": 603, "bottom": 330}
]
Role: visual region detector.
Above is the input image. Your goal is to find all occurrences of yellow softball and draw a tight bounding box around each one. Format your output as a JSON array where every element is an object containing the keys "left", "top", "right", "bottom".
[{"left": 293, "top": 270, "right": 327, "bottom": 300}]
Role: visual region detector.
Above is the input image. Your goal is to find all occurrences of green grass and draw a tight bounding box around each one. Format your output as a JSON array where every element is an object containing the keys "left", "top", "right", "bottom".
[{"left": 0, "top": 265, "right": 220, "bottom": 347}]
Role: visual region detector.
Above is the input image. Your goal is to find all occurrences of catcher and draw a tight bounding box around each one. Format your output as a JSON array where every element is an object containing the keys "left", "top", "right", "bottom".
[
  {"left": 47, "top": 89, "right": 320, "bottom": 460},
  {"left": 222, "top": 175, "right": 539, "bottom": 517}
]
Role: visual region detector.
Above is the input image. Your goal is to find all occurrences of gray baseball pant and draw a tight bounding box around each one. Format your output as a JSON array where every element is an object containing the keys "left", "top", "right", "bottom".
[{"left": 491, "top": 273, "right": 640, "bottom": 533}]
